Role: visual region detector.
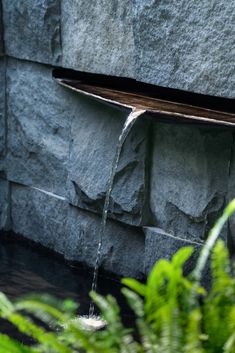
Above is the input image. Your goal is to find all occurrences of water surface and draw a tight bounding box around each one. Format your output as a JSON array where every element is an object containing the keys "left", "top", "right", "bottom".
[{"left": 0, "top": 233, "right": 134, "bottom": 340}]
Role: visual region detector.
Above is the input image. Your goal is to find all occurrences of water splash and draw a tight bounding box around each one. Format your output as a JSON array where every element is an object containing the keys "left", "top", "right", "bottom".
[
  {"left": 71, "top": 315, "right": 107, "bottom": 331},
  {"left": 89, "top": 108, "right": 146, "bottom": 317}
]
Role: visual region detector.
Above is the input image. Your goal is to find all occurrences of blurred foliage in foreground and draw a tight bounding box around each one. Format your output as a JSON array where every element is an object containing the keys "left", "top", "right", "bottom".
[{"left": 1, "top": 200, "right": 235, "bottom": 353}]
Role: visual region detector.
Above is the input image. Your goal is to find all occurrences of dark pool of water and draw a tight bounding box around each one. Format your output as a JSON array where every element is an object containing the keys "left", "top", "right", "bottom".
[{"left": 0, "top": 232, "right": 135, "bottom": 341}]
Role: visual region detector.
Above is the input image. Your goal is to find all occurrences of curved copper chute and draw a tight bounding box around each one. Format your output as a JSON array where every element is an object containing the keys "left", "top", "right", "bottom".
[{"left": 53, "top": 68, "right": 235, "bottom": 127}]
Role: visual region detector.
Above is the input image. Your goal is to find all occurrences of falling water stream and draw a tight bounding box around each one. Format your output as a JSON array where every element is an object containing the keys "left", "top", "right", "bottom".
[{"left": 88, "top": 108, "right": 146, "bottom": 319}]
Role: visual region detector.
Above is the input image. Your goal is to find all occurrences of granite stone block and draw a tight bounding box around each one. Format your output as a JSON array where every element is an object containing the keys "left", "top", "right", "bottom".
[
  {"left": 7, "top": 59, "right": 149, "bottom": 225},
  {"left": 144, "top": 226, "right": 203, "bottom": 275},
  {"left": 11, "top": 184, "right": 145, "bottom": 278},
  {"left": 66, "top": 206, "right": 145, "bottom": 278},
  {"left": 11, "top": 184, "right": 69, "bottom": 255},
  {"left": 7, "top": 59, "right": 74, "bottom": 197},
  {"left": 134, "top": 0, "right": 235, "bottom": 98},
  {"left": 150, "top": 123, "right": 232, "bottom": 242},
  {"left": 68, "top": 107, "right": 149, "bottom": 226},
  {"left": 2, "top": 0, "right": 61, "bottom": 65},
  {"left": 61, "top": 0, "right": 135, "bottom": 77},
  {"left": 61, "top": 0, "right": 235, "bottom": 98}
]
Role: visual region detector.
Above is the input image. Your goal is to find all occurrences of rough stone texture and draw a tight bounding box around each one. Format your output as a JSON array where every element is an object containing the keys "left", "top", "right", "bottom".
[
  {"left": 150, "top": 123, "right": 233, "bottom": 242},
  {"left": 0, "top": 1, "right": 4, "bottom": 55},
  {"left": 61, "top": 0, "right": 135, "bottom": 77},
  {"left": 0, "top": 58, "right": 5, "bottom": 173},
  {"left": 0, "top": 178, "right": 9, "bottom": 230},
  {"left": 68, "top": 109, "right": 149, "bottom": 226},
  {"left": 1, "top": 1, "right": 234, "bottom": 97},
  {"left": 2, "top": 0, "right": 235, "bottom": 278},
  {"left": 66, "top": 206, "right": 145, "bottom": 278},
  {"left": 133, "top": 0, "right": 235, "bottom": 98},
  {"left": 11, "top": 184, "right": 69, "bottom": 255},
  {"left": 11, "top": 184, "right": 145, "bottom": 278},
  {"left": 61, "top": 0, "right": 235, "bottom": 98},
  {"left": 2, "top": 0, "right": 61, "bottom": 65},
  {"left": 6, "top": 59, "right": 74, "bottom": 197},
  {"left": 7, "top": 59, "right": 149, "bottom": 225},
  {"left": 144, "top": 226, "right": 203, "bottom": 275}
]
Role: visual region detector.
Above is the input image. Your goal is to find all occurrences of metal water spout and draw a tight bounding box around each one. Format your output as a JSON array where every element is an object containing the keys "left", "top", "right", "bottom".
[{"left": 53, "top": 68, "right": 235, "bottom": 127}]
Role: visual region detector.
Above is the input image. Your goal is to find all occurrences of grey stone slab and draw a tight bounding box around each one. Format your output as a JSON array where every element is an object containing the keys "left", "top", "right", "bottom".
[
  {"left": 3, "top": 0, "right": 233, "bottom": 97},
  {"left": 0, "top": 178, "right": 9, "bottom": 230},
  {"left": 66, "top": 206, "right": 145, "bottom": 278},
  {"left": 150, "top": 123, "right": 233, "bottom": 242},
  {"left": 6, "top": 59, "right": 76, "bottom": 197},
  {"left": 11, "top": 184, "right": 69, "bottom": 255},
  {"left": 2, "top": 0, "right": 61, "bottom": 65},
  {"left": 61, "top": 0, "right": 135, "bottom": 77},
  {"left": 68, "top": 108, "right": 149, "bottom": 226},
  {"left": 134, "top": 0, "right": 235, "bottom": 98},
  {"left": 0, "top": 58, "right": 5, "bottom": 172},
  {"left": 144, "top": 226, "right": 203, "bottom": 275},
  {"left": 61, "top": 0, "right": 235, "bottom": 98},
  {"left": 11, "top": 184, "right": 145, "bottom": 278}
]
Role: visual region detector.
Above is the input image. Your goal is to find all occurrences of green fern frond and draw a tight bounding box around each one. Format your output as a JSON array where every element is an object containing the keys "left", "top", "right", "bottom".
[{"left": 0, "top": 333, "right": 37, "bottom": 353}]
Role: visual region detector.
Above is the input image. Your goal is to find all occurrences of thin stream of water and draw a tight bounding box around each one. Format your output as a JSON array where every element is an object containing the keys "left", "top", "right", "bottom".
[{"left": 89, "top": 108, "right": 146, "bottom": 317}]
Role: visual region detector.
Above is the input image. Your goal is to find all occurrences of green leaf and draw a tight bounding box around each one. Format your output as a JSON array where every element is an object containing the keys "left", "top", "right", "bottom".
[
  {"left": 0, "top": 333, "right": 36, "bottom": 353},
  {"left": 122, "top": 278, "right": 146, "bottom": 297},
  {"left": 172, "top": 246, "right": 194, "bottom": 269}
]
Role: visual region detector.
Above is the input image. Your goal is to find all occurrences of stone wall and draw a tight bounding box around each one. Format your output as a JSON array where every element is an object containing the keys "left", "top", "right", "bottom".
[{"left": 0, "top": 1, "right": 235, "bottom": 278}]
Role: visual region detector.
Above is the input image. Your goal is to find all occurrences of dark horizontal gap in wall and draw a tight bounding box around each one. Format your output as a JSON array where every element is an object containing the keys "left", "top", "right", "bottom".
[{"left": 53, "top": 68, "right": 235, "bottom": 127}]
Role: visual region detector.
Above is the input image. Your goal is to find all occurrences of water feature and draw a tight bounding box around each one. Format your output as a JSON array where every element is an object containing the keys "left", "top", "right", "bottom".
[
  {"left": 0, "top": 108, "right": 146, "bottom": 334},
  {"left": 0, "top": 232, "right": 134, "bottom": 340},
  {"left": 88, "top": 108, "right": 146, "bottom": 319}
]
